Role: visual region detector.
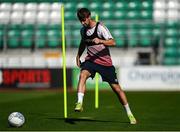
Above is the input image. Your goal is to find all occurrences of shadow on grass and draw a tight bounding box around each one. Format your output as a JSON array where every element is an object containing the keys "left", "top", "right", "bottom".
[{"left": 47, "top": 117, "right": 128, "bottom": 125}]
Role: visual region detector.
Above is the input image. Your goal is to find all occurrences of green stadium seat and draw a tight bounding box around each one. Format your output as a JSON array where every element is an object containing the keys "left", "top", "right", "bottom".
[
  {"left": 164, "top": 38, "right": 178, "bottom": 47},
  {"left": 128, "top": 37, "right": 138, "bottom": 47},
  {"left": 47, "top": 30, "right": 61, "bottom": 48},
  {"left": 163, "top": 47, "right": 178, "bottom": 57},
  {"left": 141, "top": 0, "right": 153, "bottom": 10},
  {"left": 115, "top": 1, "right": 127, "bottom": 10},
  {"left": 163, "top": 57, "right": 177, "bottom": 65},
  {"left": 21, "top": 24, "right": 34, "bottom": 30},
  {"left": 35, "top": 29, "right": 47, "bottom": 48},
  {"left": 64, "top": 2, "right": 76, "bottom": 11},
  {"left": 48, "top": 24, "right": 60, "bottom": 30},
  {"left": 89, "top": 2, "right": 100, "bottom": 12},
  {"left": 128, "top": 1, "right": 141, "bottom": 10},
  {"left": 113, "top": 10, "right": 127, "bottom": 20},
  {"left": 0, "top": 30, "right": 4, "bottom": 48},
  {"left": 8, "top": 24, "right": 21, "bottom": 30},
  {"left": 76, "top": 2, "right": 88, "bottom": 9},
  {"left": 36, "top": 24, "right": 47, "bottom": 30},
  {"left": 178, "top": 39, "right": 180, "bottom": 47},
  {"left": 139, "top": 28, "right": 152, "bottom": 36},
  {"left": 21, "top": 30, "right": 33, "bottom": 48},
  {"left": 165, "top": 21, "right": 178, "bottom": 28},
  {"left": 72, "top": 29, "right": 80, "bottom": 47},
  {"left": 100, "top": 11, "right": 113, "bottom": 20},
  {"left": 153, "top": 23, "right": 163, "bottom": 37},
  {"left": 140, "top": 10, "right": 152, "bottom": 19},
  {"left": 102, "top": 2, "right": 114, "bottom": 11},
  {"left": 127, "top": 11, "right": 140, "bottom": 20},
  {"left": 112, "top": 29, "right": 125, "bottom": 47},
  {"left": 165, "top": 29, "right": 178, "bottom": 37},
  {"left": 140, "top": 37, "right": 152, "bottom": 47},
  {"left": 65, "top": 11, "right": 76, "bottom": 20},
  {"left": 7, "top": 30, "right": 20, "bottom": 48}
]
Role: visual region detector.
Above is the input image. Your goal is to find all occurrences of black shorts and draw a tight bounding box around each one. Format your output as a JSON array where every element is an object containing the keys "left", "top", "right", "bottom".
[{"left": 80, "top": 61, "right": 119, "bottom": 84}]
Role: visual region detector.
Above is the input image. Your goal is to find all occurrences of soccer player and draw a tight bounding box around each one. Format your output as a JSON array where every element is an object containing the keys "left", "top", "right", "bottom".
[{"left": 75, "top": 8, "right": 137, "bottom": 124}]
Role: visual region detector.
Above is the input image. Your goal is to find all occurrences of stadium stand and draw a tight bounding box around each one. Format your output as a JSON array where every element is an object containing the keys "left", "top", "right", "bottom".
[{"left": 0, "top": 0, "right": 180, "bottom": 66}]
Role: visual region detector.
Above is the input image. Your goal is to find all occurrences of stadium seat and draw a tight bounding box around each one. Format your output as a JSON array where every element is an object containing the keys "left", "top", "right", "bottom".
[
  {"left": 35, "top": 29, "right": 47, "bottom": 48},
  {"left": 48, "top": 24, "right": 60, "bottom": 30},
  {"left": 0, "top": 3, "right": 12, "bottom": 11},
  {"left": 165, "top": 29, "right": 178, "bottom": 37},
  {"left": 0, "top": 28, "right": 4, "bottom": 48},
  {"left": 72, "top": 29, "right": 80, "bottom": 47},
  {"left": 163, "top": 57, "right": 177, "bottom": 65},
  {"left": 89, "top": 2, "right": 100, "bottom": 12},
  {"left": 21, "top": 29, "right": 33, "bottom": 48},
  {"left": 51, "top": 2, "right": 61, "bottom": 11},
  {"left": 167, "top": 0, "right": 179, "bottom": 9},
  {"left": 153, "top": 10, "right": 166, "bottom": 22},
  {"left": 64, "top": 2, "right": 76, "bottom": 11},
  {"left": 100, "top": 11, "right": 113, "bottom": 20},
  {"left": 0, "top": 12, "right": 10, "bottom": 24},
  {"left": 12, "top": 3, "right": 25, "bottom": 11},
  {"left": 64, "top": 11, "right": 76, "bottom": 20},
  {"left": 10, "top": 11, "right": 24, "bottom": 24},
  {"left": 23, "top": 11, "right": 36, "bottom": 24},
  {"left": 128, "top": 37, "right": 139, "bottom": 47},
  {"left": 38, "top": 3, "right": 51, "bottom": 11},
  {"left": 50, "top": 11, "right": 61, "bottom": 24},
  {"left": 113, "top": 10, "right": 126, "bottom": 20},
  {"left": 127, "top": 11, "right": 140, "bottom": 20},
  {"left": 141, "top": 0, "right": 153, "bottom": 10},
  {"left": 76, "top": 2, "right": 88, "bottom": 9},
  {"left": 7, "top": 30, "right": 20, "bottom": 48},
  {"left": 37, "top": 11, "right": 49, "bottom": 24},
  {"left": 25, "top": 3, "right": 38, "bottom": 11},
  {"left": 163, "top": 47, "right": 177, "bottom": 57},
  {"left": 21, "top": 24, "right": 34, "bottom": 30},
  {"left": 111, "top": 29, "right": 125, "bottom": 47},
  {"left": 153, "top": 0, "right": 166, "bottom": 10},
  {"left": 115, "top": 1, "right": 127, "bottom": 10},
  {"left": 164, "top": 38, "right": 178, "bottom": 47},
  {"left": 139, "top": 28, "right": 152, "bottom": 47},
  {"left": 140, "top": 10, "right": 152, "bottom": 19},
  {"left": 102, "top": 2, "right": 114, "bottom": 11},
  {"left": 47, "top": 30, "right": 60, "bottom": 48},
  {"left": 167, "top": 10, "right": 179, "bottom": 21},
  {"left": 128, "top": 1, "right": 140, "bottom": 10}
]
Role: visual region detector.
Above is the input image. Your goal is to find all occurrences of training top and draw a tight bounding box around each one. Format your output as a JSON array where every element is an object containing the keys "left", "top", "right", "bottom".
[{"left": 80, "top": 22, "right": 113, "bottom": 66}]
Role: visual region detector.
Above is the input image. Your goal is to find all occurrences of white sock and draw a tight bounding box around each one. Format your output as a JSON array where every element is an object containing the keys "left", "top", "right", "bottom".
[
  {"left": 124, "top": 103, "right": 133, "bottom": 115},
  {"left": 77, "top": 92, "right": 84, "bottom": 103}
]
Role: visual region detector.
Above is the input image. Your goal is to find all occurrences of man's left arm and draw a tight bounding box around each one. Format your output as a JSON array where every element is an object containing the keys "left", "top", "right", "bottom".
[{"left": 92, "top": 38, "right": 115, "bottom": 46}]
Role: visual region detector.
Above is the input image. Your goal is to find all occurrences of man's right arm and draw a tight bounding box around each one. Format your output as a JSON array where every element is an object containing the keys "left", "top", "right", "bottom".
[{"left": 76, "top": 39, "right": 86, "bottom": 67}]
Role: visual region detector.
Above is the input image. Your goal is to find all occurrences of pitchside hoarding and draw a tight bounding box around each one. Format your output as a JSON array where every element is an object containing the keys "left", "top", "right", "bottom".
[
  {"left": 119, "top": 66, "right": 180, "bottom": 91},
  {"left": 72, "top": 68, "right": 110, "bottom": 90},
  {"left": 0, "top": 68, "right": 72, "bottom": 88}
]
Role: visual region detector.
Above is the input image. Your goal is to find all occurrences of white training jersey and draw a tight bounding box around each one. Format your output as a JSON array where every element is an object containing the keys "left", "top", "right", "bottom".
[{"left": 81, "top": 22, "right": 113, "bottom": 40}]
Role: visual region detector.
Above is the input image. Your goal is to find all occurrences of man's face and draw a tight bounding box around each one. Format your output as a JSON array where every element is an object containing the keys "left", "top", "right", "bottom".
[{"left": 80, "top": 17, "right": 90, "bottom": 27}]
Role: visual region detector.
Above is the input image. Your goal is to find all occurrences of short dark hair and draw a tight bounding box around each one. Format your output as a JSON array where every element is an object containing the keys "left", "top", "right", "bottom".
[{"left": 77, "top": 8, "right": 91, "bottom": 21}]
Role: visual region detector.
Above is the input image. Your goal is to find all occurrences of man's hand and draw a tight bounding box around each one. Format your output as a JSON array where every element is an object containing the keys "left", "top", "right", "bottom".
[
  {"left": 92, "top": 38, "right": 102, "bottom": 44},
  {"left": 76, "top": 55, "right": 81, "bottom": 67}
]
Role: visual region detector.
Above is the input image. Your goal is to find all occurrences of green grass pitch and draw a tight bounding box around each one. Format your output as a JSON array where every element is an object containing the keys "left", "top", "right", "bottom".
[{"left": 0, "top": 90, "right": 180, "bottom": 131}]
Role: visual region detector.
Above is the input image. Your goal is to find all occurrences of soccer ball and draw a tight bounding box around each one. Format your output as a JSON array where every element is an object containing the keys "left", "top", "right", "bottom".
[{"left": 8, "top": 112, "right": 25, "bottom": 127}]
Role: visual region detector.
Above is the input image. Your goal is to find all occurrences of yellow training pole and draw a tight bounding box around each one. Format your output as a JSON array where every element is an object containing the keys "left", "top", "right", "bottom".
[
  {"left": 95, "top": 14, "right": 99, "bottom": 109},
  {"left": 61, "top": 4, "right": 67, "bottom": 118}
]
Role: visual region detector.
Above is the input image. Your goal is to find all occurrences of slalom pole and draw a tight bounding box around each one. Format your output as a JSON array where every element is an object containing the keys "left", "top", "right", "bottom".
[
  {"left": 61, "top": 4, "right": 67, "bottom": 118},
  {"left": 95, "top": 14, "right": 99, "bottom": 109}
]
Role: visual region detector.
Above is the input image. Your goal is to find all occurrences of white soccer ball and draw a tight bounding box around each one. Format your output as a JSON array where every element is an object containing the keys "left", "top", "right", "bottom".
[{"left": 8, "top": 112, "right": 25, "bottom": 127}]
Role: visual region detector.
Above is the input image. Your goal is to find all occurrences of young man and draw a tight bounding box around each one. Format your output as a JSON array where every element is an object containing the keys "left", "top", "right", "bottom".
[{"left": 75, "top": 8, "right": 137, "bottom": 124}]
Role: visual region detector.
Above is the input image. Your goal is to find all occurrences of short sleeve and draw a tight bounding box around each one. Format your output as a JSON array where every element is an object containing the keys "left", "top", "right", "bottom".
[{"left": 97, "top": 23, "right": 113, "bottom": 40}]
